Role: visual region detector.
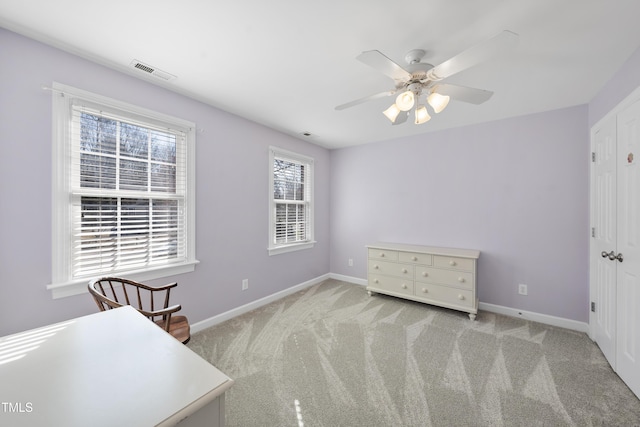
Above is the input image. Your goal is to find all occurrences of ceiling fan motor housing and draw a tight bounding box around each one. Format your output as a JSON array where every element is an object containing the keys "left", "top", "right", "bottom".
[
  {"left": 404, "top": 49, "right": 427, "bottom": 64},
  {"left": 406, "top": 82, "right": 424, "bottom": 95}
]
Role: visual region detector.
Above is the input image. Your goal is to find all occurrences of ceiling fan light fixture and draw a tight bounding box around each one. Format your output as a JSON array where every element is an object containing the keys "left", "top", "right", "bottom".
[
  {"left": 396, "top": 90, "right": 415, "bottom": 111},
  {"left": 415, "top": 105, "right": 431, "bottom": 124},
  {"left": 427, "top": 92, "right": 450, "bottom": 113},
  {"left": 383, "top": 103, "right": 401, "bottom": 123}
]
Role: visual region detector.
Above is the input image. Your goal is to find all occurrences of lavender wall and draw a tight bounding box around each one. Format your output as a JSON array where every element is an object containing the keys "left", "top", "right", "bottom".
[
  {"left": 330, "top": 106, "right": 590, "bottom": 321},
  {"left": 0, "top": 29, "right": 331, "bottom": 336}
]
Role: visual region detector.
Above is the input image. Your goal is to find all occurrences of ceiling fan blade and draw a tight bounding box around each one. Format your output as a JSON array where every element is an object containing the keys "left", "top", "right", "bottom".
[
  {"left": 434, "top": 84, "right": 494, "bottom": 104},
  {"left": 427, "top": 30, "right": 519, "bottom": 81},
  {"left": 357, "top": 50, "right": 412, "bottom": 83},
  {"left": 335, "top": 90, "right": 396, "bottom": 110}
]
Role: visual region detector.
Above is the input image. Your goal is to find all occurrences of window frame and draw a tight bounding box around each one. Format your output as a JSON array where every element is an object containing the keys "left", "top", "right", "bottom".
[
  {"left": 268, "top": 146, "right": 315, "bottom": 256},
  {"left": 48, "top": 83, "right": 198, "bottom": 299}
]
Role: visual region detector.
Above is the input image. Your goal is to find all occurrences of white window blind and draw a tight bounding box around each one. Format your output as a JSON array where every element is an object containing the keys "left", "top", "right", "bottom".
[
  {"left": 49, "top": 83, "right": 197, "bottom": 298},
  {"left": 71, "top": 104, "right": 187, "bottom": 276},
  {"left": 268, "top": 147, "right": 314, "bottom": 255}
]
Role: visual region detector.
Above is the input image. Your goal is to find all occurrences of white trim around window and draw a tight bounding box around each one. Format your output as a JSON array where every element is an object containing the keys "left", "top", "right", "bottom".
[
  {"left": 268, "top": 146, "right": 315, "bottom": 256},
  {"left": 48, "top": 83, "right": 198, "bottom": 298}
]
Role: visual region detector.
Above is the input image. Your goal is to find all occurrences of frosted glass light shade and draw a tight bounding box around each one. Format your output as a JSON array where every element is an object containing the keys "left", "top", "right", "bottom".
[
  {"left": 382, "top": 104, "right": 401, "bottom": 123},
  {"left": 395, "top": 91, "right": 415, "bottom": 111},
  {"left": 427, "top": 92, "right": 450, "bottom": 113},
  {"left": 415, "top": 105, "right": 431, "bottom": 124}
]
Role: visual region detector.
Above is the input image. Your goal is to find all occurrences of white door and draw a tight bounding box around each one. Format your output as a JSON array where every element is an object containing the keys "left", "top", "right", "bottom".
[
  {"left": 590, "top": 95, "right": 640, "bottom": 399},
  {"left": 590, "top": 117, "right": 617, "bottom": 368},
  {"left": 615, "top": 100, "right": 640, "bottom": 396}
]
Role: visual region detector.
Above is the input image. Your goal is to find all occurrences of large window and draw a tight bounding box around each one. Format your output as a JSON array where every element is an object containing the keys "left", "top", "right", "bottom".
[
  {"left": 268, "top": 147, "right": 314, "bottom": 255},
  {"left": 49, "top": 83, "right": 197, "bottom": 298}
]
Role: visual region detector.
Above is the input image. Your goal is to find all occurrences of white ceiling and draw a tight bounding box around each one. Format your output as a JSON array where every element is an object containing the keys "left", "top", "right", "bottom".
[{"left": 1, "top": 1, "right": 639, "bottom": 149}]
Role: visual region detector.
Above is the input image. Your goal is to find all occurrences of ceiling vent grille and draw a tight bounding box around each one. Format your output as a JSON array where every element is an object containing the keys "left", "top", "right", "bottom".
[{"left": 130, "top": 60, "right": 176, "bottom": 81}]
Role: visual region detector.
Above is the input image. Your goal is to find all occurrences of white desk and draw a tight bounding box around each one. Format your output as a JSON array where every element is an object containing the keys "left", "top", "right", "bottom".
[{"left": 0, "top": 306, "right": 233, "bottom": 426}]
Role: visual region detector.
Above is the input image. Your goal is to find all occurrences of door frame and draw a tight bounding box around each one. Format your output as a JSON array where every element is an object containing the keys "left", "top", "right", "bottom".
[
  {"left": 589, "top": 115, "right": 617, "bottom": 366},
  {"left": 589, "top": 85, "right": 640, "bottom": 340}
]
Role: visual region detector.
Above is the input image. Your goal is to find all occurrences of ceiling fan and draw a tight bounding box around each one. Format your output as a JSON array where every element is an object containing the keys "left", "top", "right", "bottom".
[{"left": 336, "top": 30, "right": 519, "bottom": 125}]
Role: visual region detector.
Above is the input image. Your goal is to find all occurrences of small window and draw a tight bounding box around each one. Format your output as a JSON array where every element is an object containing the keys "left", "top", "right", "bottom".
[
  {"left": 49, "top": 83, "right": 198, "bottom": 298},
  {"left": 268, "top": 147, "right": 314, "bottom": 255}
]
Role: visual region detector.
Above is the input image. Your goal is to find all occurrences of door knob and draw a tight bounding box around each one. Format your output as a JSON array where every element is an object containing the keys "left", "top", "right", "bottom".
[
  {"left": 602, "top": 250, "right": 614, "bottom": 259},
  {"left": 601, "top": 250, "right": 623, "bottom": 262}
]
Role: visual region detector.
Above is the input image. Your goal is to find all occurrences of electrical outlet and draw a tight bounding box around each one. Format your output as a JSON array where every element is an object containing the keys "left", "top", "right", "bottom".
[
  {"left": 348, "top": 258, "right": 353, "bottom": 267},
  {"left": 242, "top": 279, "right": 249, "bottom": 291},
  {"left": 518, "top": 284, "right": 528, "bottom": 295}
]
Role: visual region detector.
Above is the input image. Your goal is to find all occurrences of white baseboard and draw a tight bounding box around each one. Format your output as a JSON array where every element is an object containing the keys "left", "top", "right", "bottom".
[
  {"left": 330, "top": 275, "right": 589, "bottom": 333},
  {"left": 479, "top": 302, "right": 589, "bottom": 333},
  {"left": 191, "top": 274, "right": 589, "bottom": 335},
  {"left": 190, "top": 273, "right": 331, "bottom": 334},
  {"left": 328, "top": 273, "right": 367, "bottom": 286}
]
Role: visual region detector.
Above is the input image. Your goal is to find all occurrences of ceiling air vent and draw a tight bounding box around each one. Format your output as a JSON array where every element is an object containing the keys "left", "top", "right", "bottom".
[{"left": 130, "top": 60, "right": 176, "bottom": 81}]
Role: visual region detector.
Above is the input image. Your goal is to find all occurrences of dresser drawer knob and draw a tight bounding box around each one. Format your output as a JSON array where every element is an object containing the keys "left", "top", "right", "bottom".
[
  {"left": 458, "top": 277, "right": 465, "bottom": 283},
  {"left": 458, "top": 294, "right": 465, "bottom": 300},
  {"left": 422, "top": 272, "right": 428, "bottom": 277},
  {"left": 374, "top": 279, "right": 379, "bottom": 284},
  {"left": 401, "top": 284, "right": 407, "bottom": 289},
  {"left": 401, "top": 268, "right": 408, "bottom": 274},
  {"left": 449, "top": 260, "right": 457, "bottom": 266},
  {"left": 412, "top": 256, "right": 418, "bottom": 261},
  {"left": 374, "top": 264, "right": 379, "bottom": 269},
  {"left": 380, "top": 252, "right": 385, "bottom": 257},
  {"left": 422, "top": 288, "right": 428, "bottom": 293}
]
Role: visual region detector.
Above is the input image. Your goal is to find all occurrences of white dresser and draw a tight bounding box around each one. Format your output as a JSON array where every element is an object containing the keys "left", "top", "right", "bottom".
[{"left": 366, "top": 242, "right": 480, "bottom": 320}]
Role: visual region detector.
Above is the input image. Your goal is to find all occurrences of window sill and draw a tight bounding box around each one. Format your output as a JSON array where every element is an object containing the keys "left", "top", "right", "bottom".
[
  {"left": 268, "top": 241, "right": 316, "bottom": 256},
  {"left": 47, "top": 260, "right": 200, "bottom": 299}
]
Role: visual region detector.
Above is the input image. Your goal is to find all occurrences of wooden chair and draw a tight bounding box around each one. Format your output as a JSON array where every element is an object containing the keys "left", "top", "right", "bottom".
[{"left": 88, "top": 277, "right": 190, "bottom": 344}]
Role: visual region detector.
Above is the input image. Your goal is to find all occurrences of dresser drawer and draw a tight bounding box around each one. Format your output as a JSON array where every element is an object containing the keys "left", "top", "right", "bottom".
[
  {"left": 415, "top": 267, "right": 473, "bottom": 289},
  {"left": 368, "top": 248, "right": 398, "bottom": 261},
  {"left": 398, "top": 251, "right": 432, "bottom": 265},
  {"left": 369, "top": 260, "right": 413, "bottom": 279},
  {"left": 433, "top": 255, "right": 475, "bottom": 272},
  {"left": 415, "top": 283, "right": 474, "bottom": 308},
  {"left": 368, "top": 274, "right": 414, "bottom": 297}
]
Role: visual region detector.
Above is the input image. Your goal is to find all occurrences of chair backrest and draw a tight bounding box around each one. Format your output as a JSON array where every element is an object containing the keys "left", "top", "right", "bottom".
[
  {"left": 88, "top": 277, "right": 190, "bottom": 344},
  {"left": 88, "top": 277, "right": 176, "bottom": 322}
]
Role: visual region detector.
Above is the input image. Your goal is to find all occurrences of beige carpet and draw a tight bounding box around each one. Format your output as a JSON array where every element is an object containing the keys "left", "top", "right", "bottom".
[{"left": 188, "top": 279, "right": 640, "bottom": 426}]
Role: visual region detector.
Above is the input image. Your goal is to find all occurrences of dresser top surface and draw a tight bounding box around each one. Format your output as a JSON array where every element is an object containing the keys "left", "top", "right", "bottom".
[{"left": 367, "top": 242, "right": 480, "bottom": 259}]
